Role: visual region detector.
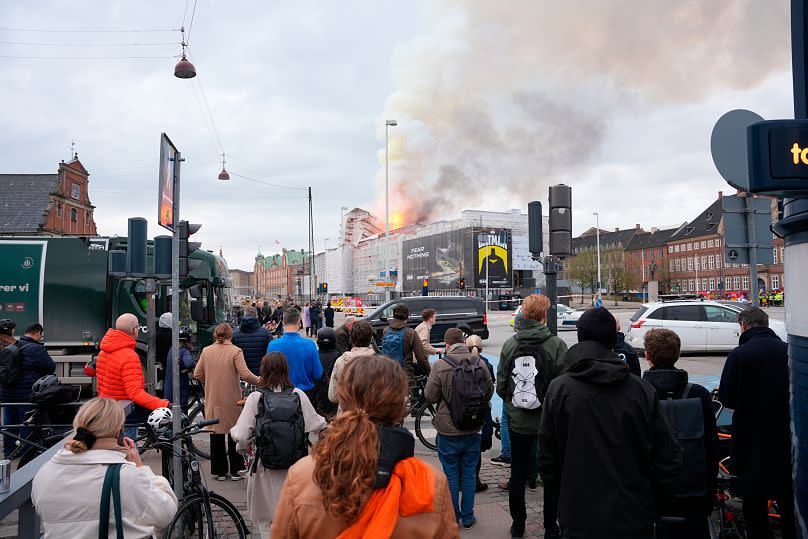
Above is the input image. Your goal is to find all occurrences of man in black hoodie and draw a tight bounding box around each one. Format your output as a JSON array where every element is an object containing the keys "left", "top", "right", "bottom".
[
  {"left": 642, "top": 328, "right": 717, "bottom": 538},
  {"left": 614, "top": 319, "right": 641, "bottom": 377},
  {"left": 538, "top": 307, "right": 682, "bottom": 539},
  {"left": 232, "top": 305, "right": 272, "bottom": 375}
]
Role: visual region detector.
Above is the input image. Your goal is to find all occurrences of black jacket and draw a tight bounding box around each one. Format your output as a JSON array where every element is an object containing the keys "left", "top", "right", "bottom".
[
  {"left": 0, "top": 336, "right": 56, "bottom": 402},
  {"left": 324, "top": 306, "right": 335, "bottom": 327},
  {"left": 232, "top": 317, "right": 271, "bottom": 375},
  {"left": 312, "top": 346, "right": 340, "bottom": 417},
  {"left": 614, "top": 332, "right": 641, "bottom": 377},
  {"left": 335, "top": 324, "right": 352, "bottom": 355},
  {"left": 718, "top": 326, "right": 792, "bottom": 497},
  {"left": 538, "top": 341, "right": 682, "bottom": 538},
  {"left": 155, "top": 327, "right": 172, "bottom": 374},
  {"left": 642, "top": 367, "right": 718, "bottom": 516}
]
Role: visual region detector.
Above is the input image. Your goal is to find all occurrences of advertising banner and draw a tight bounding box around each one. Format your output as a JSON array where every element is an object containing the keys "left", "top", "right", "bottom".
[
  {"left": 0, "top": 240, "right": 47, "bottom": 331},
  {"left": 158, "top": 133, "right": 178, "bottom": 231},
  {"left": 402, "top": 230, "right": 467, "bottom": 291},
  {"left": 474, "top": 229, "right": 513, "bottom": 289}
]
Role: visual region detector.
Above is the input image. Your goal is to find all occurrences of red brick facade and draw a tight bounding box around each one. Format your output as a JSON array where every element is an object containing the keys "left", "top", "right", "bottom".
[{"left": 43, "top": 158, "right": 97, "bottom": 236}]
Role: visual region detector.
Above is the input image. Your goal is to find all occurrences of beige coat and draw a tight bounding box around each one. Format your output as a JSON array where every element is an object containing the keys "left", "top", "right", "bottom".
[
  {"left": 415, "top": 321, "right": 441, "bottom": 355},
  {"left": 270, "top": 455, "right": 460, "bottom": 538},
  {"left": 194, "top": 340, "right": 260, "bottom": 434},
  {"left": 32, "top": 448, "right": 177, "bottom": 539},
  {"left": 328, "top": 346, "right": 375, "bottom": 404},
  {"left": 424, "top": 343, "right": 494, "bottom": 437},
  {"left": 230, "top": 388, "right": 326, "bottom": 527}
]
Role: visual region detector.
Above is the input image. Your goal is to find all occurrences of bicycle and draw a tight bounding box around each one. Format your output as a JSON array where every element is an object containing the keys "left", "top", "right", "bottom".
[
  {"left": 0, "top": 404, "right": 75, "bottom": 467},
  {"left": 410, "top": 375, "right": 438, "bottom": 451},
  {"left": 140, "top": 417, "right": 251, "bottom": 538}
]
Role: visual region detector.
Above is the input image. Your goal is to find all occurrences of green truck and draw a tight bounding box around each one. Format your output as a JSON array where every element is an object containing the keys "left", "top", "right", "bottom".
[{"left": 0, "top": 236, "right": 232, "bottom": 385}]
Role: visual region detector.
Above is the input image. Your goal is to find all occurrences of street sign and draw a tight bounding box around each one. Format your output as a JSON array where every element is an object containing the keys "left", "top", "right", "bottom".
[
  {"left": 722, "top": 194, "right": 774, "bottom": 265},
  {"left": 747, "top": 119, "right": 808, "bottom": 194}
]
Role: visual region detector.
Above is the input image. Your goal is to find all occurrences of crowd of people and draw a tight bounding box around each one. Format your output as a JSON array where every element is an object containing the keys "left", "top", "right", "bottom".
[{"left": 0, "top": 289, "right": 797, "bottom": 538}]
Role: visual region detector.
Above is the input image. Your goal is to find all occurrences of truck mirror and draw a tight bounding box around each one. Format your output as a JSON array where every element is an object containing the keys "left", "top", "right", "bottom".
[
  {"left": 188, "top": 284, "right": 203, "bottom": 299},
  {"left": 190, "top": 299, "right": 205, "bottom": 322}
]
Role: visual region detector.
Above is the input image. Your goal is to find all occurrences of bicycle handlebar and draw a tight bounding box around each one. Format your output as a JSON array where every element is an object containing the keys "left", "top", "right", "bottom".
[{"left": 195, "top": 418, "right": 220, "bottom": 428}]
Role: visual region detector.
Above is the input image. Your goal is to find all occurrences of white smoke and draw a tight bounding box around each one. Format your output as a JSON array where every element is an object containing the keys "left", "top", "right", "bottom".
[{"left": 379, "top": 0, "right": 790, "bottom": 223}]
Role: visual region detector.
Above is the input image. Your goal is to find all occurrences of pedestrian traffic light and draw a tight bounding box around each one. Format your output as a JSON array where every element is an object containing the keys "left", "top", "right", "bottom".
[
  {"left": 528, "top": 201, "right": 543, "bottom": 260},
  {"left": 422, "top": 278, "right": 429, "bottom": 296},
  {"left": 178, "top": 220, "right": 202, "bottom": 279},
  {"left": 458, "top": 277, "right": 465, "bottom": 289},
  {"left": 322, "top": 282, "right": 328, "bottom": 293},
  {"left": 548, "top": 184, "right": 572, "bottom": 258}
]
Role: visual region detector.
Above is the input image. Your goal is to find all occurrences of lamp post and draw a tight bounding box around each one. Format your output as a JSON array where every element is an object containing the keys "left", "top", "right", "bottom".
[
  {"left": 594, "top": 212, "right": 602, "bottom": 302},
  {"left": 384, "top": 120, "right": 397, "bottom": 301},
  {"left": 340, "top": 206, "right": 348, "bottom": 244}
]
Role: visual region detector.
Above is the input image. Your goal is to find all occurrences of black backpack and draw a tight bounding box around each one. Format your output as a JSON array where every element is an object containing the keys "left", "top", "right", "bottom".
[
  {"left": 254, "top": 388, "right": 307, "bottom": 470},
  {"left": 0, "top": 342, "right": 25, "bottom": 388},
  {"left": 30, "top": 375, "right": 81, "bottom": 405},
  {"left": 507, "top": 336, "right": 552, "bottom": 410},
  {"left": 659, "top": 383, "right": 708, "bottom": 497},
  {"left": 443, "top": 354, "right": 489, "bottom": 431}
]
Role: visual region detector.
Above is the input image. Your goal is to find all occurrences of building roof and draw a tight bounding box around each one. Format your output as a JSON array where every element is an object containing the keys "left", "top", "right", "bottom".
[
  {"left": 0, "top": 174, "right": 60, "bottom": 233},
  {"left": 624, "top": 228, "right": 678, "bottom": 250},
  {"left": 669, "top": 199, "right": 722, "bottom": 242},
  {"left": 573, "top": 227, "right": 640, "bottom": 252}
]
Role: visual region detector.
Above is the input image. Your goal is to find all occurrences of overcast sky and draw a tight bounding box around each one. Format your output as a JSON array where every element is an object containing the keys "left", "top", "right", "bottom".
[{"left": 0, "top": 1, "right": 796, "bottom": 271}]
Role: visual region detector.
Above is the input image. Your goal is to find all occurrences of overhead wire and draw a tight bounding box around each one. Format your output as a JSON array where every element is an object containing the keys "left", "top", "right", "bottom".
[
  {"left": 0, "top": 54, "right": 175, "bottom": 59},
  {"left": 185, "top": 0, "right": 199, "bottom": 45},
  {"left": 0, "top": 26, "right": 177, "bottom": 33},
  {"left": 229, "top": 172, "right": 309, "bottom": 191},
  {"left": 0, "top": 40, "right": 176, "bottom": 46}
]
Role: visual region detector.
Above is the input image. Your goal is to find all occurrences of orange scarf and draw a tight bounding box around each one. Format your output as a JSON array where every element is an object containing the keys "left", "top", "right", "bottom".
[{"left": 337, "top": 457, "right": 435, "bottom": 539}]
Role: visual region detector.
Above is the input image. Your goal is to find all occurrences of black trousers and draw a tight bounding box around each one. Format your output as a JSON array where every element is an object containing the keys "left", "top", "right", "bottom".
[
  {"left": 743, "top": 495, "right": 796, "bottom": 539},
  {"left": 210, "top": 433, "right": 244, "bottom": 477},
  {"left": 510, "top": 431, "right": 558, "bottom": 529}
]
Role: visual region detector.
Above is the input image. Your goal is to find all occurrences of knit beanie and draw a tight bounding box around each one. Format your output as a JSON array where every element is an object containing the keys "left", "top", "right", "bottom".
[{"left": 576, "top": 307, "right": 617, "bottom": 349}]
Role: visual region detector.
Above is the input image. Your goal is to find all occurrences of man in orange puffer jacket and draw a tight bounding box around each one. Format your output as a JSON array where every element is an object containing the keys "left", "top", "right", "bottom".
[{"left": 96, "top": 314, "right": 169, "bottom": 431}]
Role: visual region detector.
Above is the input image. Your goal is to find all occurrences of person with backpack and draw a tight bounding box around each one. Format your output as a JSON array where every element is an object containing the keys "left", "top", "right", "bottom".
[
  {"left": 642, "top": 328, "right": 717, "bottom": 538},
  {"left": 381, "top": 303, "right": 430, "bottom": 381},
  {"left": 271, "top": 354, "right": 458, "bottom": 538},
  {"left": 538, "top": 307, "right": 682, "bottom": 539},
  {"left": 0, "top": 321, "right": 56, "bottom": 458},
  {"left": 231, "top": 352, "right": 326, "bottom": 538},
  {"left": 495, "top": 294, "right": 567, "bottom": 538},
  {"left": 328, "top": 320, "right": 376, "bottom": 406},
  {"left": 311, "top": 327, "right": 339, "bottom": 419},
  {"left": 425, "top": 328, "right": 493, "bottom": 529},
  {"left": 232, "top": 305, "right": 272, "bottom": 375},
  {"left": 310, "top": 302, "right": 323, "bottom": 335}
]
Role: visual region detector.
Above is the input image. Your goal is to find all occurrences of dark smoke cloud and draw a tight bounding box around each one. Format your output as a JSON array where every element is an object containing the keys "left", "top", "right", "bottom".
[{"left": 381, "top": 0, "right": 789, "bottom": 223}]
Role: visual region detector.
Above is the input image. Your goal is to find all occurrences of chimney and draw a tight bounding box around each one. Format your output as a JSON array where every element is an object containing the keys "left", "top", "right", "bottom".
[
  {"left": 614, "top": 228, "right": 619, "bottom": 233},
  {"left": 635, "top": 223, "right": 641, "bottom": 230},
  {"left": 651, "top": 227, "right": 658, "bottom": 233},
  {"left": 718, "top": 190, "right": 723, "bottom": 201}
]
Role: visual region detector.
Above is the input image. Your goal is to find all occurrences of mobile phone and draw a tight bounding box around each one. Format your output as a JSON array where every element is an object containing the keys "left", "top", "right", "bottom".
[{"left": 117, "top": 430, "right": 124, "bottom": 446}]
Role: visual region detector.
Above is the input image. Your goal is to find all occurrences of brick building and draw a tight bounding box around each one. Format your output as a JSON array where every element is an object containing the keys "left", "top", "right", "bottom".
[
  {"left": 624, "top": 227, "right": 678, "bottom": 290},
  {"left": 0, "top": 156, "right": 98, "bottom": 235},
  {"left": 253, "top": 248, "right": 308, "bottom": 299}
]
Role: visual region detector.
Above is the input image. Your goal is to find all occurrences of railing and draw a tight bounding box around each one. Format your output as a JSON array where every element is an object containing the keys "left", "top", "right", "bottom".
[{"left": 0, "top": 400, "right": 133, "bottom": 538}]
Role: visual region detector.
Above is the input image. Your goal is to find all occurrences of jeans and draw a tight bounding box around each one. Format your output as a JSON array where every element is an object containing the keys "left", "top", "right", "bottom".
[
  {"left": 210, "top": 433, "right": 244, "bottom": 477},
  {"left": 509, "top": 431, "right": 539, "bottom": 526},
  {"left": 437, "top": 433, "right": 481, "bottom": 526},
  {"left": 3, "top": 405, "right": 31, "bottom": 458},
  {"left": 123, "top": 404, "right": 151, "bottom": 440},
  {"left": 500, "top": 401, "right": 511, "bottom": 459}
]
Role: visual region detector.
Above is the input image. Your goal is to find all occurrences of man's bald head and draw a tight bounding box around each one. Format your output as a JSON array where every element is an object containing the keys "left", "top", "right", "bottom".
[
  {"left": 345, "top": 316, "right": 357, "bottom": 330},
  {"left": 115, "top": 313, "right": 139, "bottom": 335}
]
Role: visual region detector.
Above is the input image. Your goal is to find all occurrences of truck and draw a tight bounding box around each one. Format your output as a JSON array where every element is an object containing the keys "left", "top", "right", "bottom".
[{"left": 0, "top": 236, "right": 232, "bottom": 386}]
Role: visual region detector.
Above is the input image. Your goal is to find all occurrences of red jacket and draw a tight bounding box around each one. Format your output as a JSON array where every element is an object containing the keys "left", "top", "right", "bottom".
[{"left": 96, "top": 329, "right": 168, "bottom": 411}]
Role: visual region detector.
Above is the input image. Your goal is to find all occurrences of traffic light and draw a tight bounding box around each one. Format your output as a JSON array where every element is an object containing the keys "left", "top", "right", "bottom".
[
  {"left": 458, "top": 277, "right": 465, "bottom": 289},
  {"left": 422, "top": 278, "right": 429, "bottom": 297},
  {"left": 322, "top": 282, "right": 328, "bottom": 294},
  {"left": 153, "top": 235, "right": 172, "bottom": 279},
  {"left": 548, "top": 184, "right": 572, "bottom": 258},
  {"left": 178, "top": 220, "right": 202, "bottom": 279},
  {"left": 528, "top": 201, "right": 543, "bottom": 259}
]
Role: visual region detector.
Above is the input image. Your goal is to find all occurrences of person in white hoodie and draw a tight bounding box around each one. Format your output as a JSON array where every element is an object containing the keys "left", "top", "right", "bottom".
[
  {"left": 32, "top": 398, "right": 177, "bottom": 538},
  {"left": 328, "top": 320, "right": 376, "bottom": 405}
]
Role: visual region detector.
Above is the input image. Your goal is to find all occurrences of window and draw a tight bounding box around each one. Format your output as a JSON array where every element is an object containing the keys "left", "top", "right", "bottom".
[
  {"left": 701, "top": 256, "right": 707, "bottom": 270},
  {"left": 715, "top": 255, "right": 721, "bottom": 269},
  {"left": 665, "top": 305, "right": 703, "bottom": 321},
  {"left": 646, "top": 308, "right": 665, "bottom": 320},
  {"left": 725, "top": 277, "right": 732, "bottom": 291},
  {"left": 689, "top": 279, "right": 695, "bottom": 291},
  {"left": 709, "top": 278, "right": 715, "bottom": 290},
  {"left": 708, "top": 256, "right": 715, "bottom": 270},
  {"left": 70, "top": 208, "right": 77, "bottom": 222},
  {"left": 56, "top": 203, "right": 63, "bottom": 218},
  {"left": 705, "top": 305, "right": 739, "bottom": 323},
  {"left": 688, "top": 258, "right": 694, "bottom": 271},
  {"left": 781, "top": 247, "right": 785, "bottom": 262},
  {"left": 694, "top": 242, "right": 699, "bottom": 250},
  {"left": 708, "top": 240, "right": 714, "bottom": 248},
  {"left": 669, "top": 260, "right": 675, "bottom": 272},
  {"left": 701, "top": 241, "right": 707, "bottom": 249},
  {"left": 773, "top": 248, "right": 778, "bottom": 264},
  {"left": 675, "top": 259, "right": 681, "bottom": 271},
  {"left": 668, "top": 245, "right": 674, "bottom": 253},
  {"left": 659, "top": 249, "right": 664, "bottom": 258},
  {"left": 733, "top": 277, "right": 740, "bottom": 290},
  {"left": 716, "top": 238, "right": 721, "bottom": 247},
  {"left": 772, "top": 274, "right": 780, "bottom": 290},
  {"left": 702, "top": 278, "right": 708, "bottom": 291},
  {"left": 695, "top": 257, "right": 700, "bottom": 271},
  {"left": 742, "top": 276, "right": 749, "bottom": 290},
  {"left": 687, "top": 243, "right": 693, "bottom": 251},
  {"left": 675, "top": 244, "right": 680, "bottom": 253},
  {"left": 442, "top": 300, "right": 477, "bottom": 315}
]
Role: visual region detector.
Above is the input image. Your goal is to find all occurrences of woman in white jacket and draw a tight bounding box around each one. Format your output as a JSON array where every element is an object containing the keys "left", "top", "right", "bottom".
[
  {"left": 231, "top": 351, "right": 326, "bottom": 537},
  {"left": 32, "top": 398, "right": 178, "bottom": 538}
]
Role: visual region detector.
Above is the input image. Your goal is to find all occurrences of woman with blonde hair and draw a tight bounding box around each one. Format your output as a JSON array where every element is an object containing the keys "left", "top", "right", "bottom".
[
  {"left": 194, "top": 323, "right": 260, "bottom": 480},
  {"left": 271, "top": 355, "right": 459, "bottom": 538},
  {"left": 31, "top": 398, "right": 177, "bottom": 538}
]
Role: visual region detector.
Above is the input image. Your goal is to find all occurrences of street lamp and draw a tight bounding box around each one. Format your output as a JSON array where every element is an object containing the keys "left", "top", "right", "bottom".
[
  {"left": 593, "top": 212, "right": 602, "bottom": 304},
  {"left": 217, "top": 153, "right": 230, "bottom": 181},
  {"left": 384, "top": 120, "right": 397, "bottom": 301},
  {"left": 174, "top": 27, "right": 196, "bottom": 79}
]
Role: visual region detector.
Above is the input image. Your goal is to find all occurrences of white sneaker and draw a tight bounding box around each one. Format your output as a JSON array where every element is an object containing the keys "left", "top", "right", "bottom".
[{"left": 216, "top": 475, "right": 227, "bottom": 481}]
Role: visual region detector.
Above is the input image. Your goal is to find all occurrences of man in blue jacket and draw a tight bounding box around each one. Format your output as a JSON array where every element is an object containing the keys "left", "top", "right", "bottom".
[
  {"left": 232, "top": 305, "right": 272, "bottom": 375},
  {"left": 0, "top": 323, "right": 55, "bottom": 458},
  {"left": 267, "top": 307, "right": 322, "bottom": 399}
]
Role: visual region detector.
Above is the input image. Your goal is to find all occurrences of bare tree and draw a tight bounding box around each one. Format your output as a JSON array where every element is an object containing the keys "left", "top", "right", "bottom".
[{"left": 566, "top": 251, "right": 598, "bottom": 304}]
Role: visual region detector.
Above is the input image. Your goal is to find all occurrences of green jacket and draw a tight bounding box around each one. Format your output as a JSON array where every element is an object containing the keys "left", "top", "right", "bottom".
[{"left": 496, "top": 319, "right": 567, "bottom": 436}]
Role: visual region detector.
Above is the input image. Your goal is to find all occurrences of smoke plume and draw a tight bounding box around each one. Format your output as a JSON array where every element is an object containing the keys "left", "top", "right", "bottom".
[{"left": 379, "top": 0, "right": 789, "bottom": 224}]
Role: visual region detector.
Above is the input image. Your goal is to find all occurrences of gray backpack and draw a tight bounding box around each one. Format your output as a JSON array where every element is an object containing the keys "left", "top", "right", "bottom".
[
  {"left": 659, "top": 383, "right": 708, "bottom": 497},
  {"left": 443, "top": 354, "right": 488, "bottom": 431}
]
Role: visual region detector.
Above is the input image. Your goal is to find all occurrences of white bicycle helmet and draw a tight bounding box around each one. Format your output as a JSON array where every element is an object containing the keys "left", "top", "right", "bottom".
[{"left": 147, "top": 407, "right": 173, "bottom": 435}]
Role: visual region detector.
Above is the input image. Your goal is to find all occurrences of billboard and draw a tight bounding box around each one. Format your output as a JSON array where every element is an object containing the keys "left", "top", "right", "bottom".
[
  {"left": 0, "top": 240, "right": 47, "bottom": 331},
  {"left": 401, "top": 227, "right": 513, "bottom": 291},
  {"left": 158, "top": 133, "right": 178, "bottom": 231}
]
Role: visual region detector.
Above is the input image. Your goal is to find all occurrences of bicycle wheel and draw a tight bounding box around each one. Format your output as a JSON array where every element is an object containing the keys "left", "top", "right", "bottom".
[
  {"left": 185, "top": 399, "right": 211, "bottom": 461},
  {"left": 415, "top": 403, "right": 437, "bottom": 451},
  {"left": 162, "top": 492, "right": 249, "bottom": 539},
  {"left": 17, "top": 434, "right": 63, "bottom": 468}
]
